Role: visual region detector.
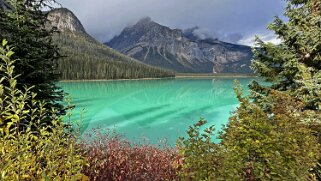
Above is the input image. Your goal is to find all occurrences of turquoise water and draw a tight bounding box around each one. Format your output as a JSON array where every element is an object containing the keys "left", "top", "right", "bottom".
[{"left": 58, "top": 78, "right": 255, "bottom": 145}]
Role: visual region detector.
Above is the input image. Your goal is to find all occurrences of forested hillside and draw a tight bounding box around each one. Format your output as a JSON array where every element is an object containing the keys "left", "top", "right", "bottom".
[
  {"left": 53, "top": 32, "right": 174, "bottom": 80},
  {"left": 48, "top": 8, "right": 174, "bottom": 80}
]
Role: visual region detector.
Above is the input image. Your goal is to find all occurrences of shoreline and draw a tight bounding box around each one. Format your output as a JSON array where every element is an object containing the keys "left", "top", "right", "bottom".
[
  {"left": 59, "top": 77, "right": 175, "bottom": 82},
  {"left": 59, "top": 74, "right": 257, "bottom": 82},
  {"left": 175, "top": 75, "right": 256, "bottom": 78}
]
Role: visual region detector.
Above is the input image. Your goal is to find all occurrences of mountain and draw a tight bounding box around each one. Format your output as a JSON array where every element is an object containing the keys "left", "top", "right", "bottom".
[
  {"left": 47, "top": 8, "right": 86, "bottom": 34},
  {"left": 47, "top": 9, "right": 174, "bottom": 80},
  {"left": 107, "top": 17, "right": 253, "bottom": 74}
]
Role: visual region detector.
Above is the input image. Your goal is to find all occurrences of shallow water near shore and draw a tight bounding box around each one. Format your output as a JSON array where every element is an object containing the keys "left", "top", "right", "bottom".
[{"left": 58, "top": 78, "right": 256, "bottom": 146}]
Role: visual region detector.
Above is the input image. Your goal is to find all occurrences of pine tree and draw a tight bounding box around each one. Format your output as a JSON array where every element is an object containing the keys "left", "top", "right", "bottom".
[
  {"left": 250, "top": 0, "right": 321, "bottom": 178},
  {"left": 0, "top": 0, "right": 64, "bottom": 115},
  {"left": 250, "top": 0, "right": 321, "bottom": 111}
]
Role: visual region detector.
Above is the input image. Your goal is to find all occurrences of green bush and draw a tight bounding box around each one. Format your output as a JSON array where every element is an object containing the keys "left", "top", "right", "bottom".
[
  {"left": 177, "top": 119, "right": 224, "bottom": 180},
  {"left": 221, "top": 89, "right": 320, "bottom": 180},
  {"left": 178, "top": 85, "right": 321, "bottom": 180},
  {"left": 0, "top": 40, "right": 87, "bottom": 180}
]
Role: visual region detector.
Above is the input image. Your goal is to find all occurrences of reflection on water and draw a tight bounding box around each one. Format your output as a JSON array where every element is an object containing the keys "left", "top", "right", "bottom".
[{"left": 58, "top": 78, "right": 255, "bottom": 145}]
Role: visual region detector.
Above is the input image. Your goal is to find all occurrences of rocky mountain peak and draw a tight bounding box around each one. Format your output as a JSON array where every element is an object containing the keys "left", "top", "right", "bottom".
[
  {"left": 47, "top": 8, "right": 86, "bottom": 33},
  {"left": 129, "top": 17, "right": 169, "bottom": 33},
  {"left": 136, "top": 16, "right": 152, "bottom": 25},
  {"left": 108, "top": 17, "right": 184, "bottom": 49},
  {"left": 108, "top": 18, "right": 254, "bottom": 74}
]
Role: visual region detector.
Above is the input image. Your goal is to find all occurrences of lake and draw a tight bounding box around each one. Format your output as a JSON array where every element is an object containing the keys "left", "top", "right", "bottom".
[{"left": 58, "top": 78, "right": 255, "bottom": 145}]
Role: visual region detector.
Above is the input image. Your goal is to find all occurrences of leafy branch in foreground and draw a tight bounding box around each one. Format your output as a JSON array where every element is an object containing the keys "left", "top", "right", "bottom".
[{"left": 0, "top": 40, "right": 87, "bottom": 180}]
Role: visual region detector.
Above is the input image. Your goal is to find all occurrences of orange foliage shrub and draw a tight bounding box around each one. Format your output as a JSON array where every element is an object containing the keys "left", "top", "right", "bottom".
[{"left": 81, "top": 130, "right": 180, "bottom": 181}]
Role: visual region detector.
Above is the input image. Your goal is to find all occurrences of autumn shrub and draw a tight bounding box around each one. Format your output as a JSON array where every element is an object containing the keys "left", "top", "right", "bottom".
[
  {"left": 178, "top": 84, "right": 321, "bottom": 180},
  {"left": 81, "top": 129, "right": 180, "bottom": 181},
  {"left": 0, "top": 40, "right": 87, "bottom": 180}
]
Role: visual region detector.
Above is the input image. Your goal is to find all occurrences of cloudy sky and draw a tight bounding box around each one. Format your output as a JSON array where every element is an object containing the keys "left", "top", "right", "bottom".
[{"left": 56, "top": 0, "right": 287, "bottom": 46}]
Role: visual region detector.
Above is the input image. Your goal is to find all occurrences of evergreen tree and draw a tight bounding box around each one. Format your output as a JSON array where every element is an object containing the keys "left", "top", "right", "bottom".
[
  {"left": 0, "top": 0, "right": 64, "bottom": 115},
  {"left": 250, "top": 0, "right": 321, "bottom": 111},
  {"left": 250, "top": 0, "right": 321, "bottom": 178}
]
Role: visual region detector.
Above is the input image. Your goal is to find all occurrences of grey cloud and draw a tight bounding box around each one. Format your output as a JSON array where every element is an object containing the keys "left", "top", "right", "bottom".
[
  {"left": 183, "top": 27, "right": 214, "bottom": 40},
  {"left": 183, "top": 27, "right": 242, "bottom": 44},
  {"left": 192, "top": 28, "right": 211, "bottom": 40},
  {"left": 56, "top": 0, "right": 286, "bottom": 44},
  {"left": 225, "top": 33, "right": 243, "bottom": 44}
]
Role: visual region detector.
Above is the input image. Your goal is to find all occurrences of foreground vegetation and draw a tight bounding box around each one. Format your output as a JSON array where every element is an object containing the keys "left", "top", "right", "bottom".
[
  {"left": 1, "top": 0, "right": 321, "bottom": 180},
  {"left": 0, "top": 0, "right": 65, "bottom": 115},
  {"left": 81, "top": 130, "right": 179, "bottom": 181},
  {"left": 0, "top": 40, "right": 87, "bottom": 180}
]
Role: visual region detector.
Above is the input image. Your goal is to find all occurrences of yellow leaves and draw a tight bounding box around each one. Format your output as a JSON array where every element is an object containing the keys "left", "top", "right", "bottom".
[
  {"left": 0, "top": 126, "right": 88, "bottom": 180},
  {"left": 22, "top": 174, "right": 31, "bottom": 179},
  {"left": 1, "top": 171, "right": 8, "bottom": 180},
  {"left": 4, "top": 114, "right": 19, "bottom": 122},
  {"left": 0, "top": 41, "right": 88, "bottom": 180},
  {"left": 69, "top": 174, "right": 90, "bottom": 181},
  {"left": 80, "top": 174, "right": 90, "bottom": 181},
  {"left": 2, "top": 39, "right": 7, "bottom": 46},
  {"left": 70, "top": 143, "right": 73, "bottom": 150},
  {"left": 5, "top": 50, "right": 14, "bottom": 58},
  {"left": 4, "top": 122, "right": 14, "bottom": 135},
  {"left": 0, "top": 85, "right": 4, "bottom": 95}
]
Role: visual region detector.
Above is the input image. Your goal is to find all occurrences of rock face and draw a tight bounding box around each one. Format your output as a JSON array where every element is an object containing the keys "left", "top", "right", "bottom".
[
  {"left": 0, "top": 0, "right": 11, "bottom": 10},
  {"left": 47, "top": 8, "right": 86, "bottom": 33},
  {"left": 108, "top": 17, "right": 253, "bottom": 73}
]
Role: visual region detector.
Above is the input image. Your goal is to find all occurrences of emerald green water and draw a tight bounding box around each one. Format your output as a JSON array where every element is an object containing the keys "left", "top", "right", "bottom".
[{"left": 58, "top": 78, "right": 255, "bottom": 145}]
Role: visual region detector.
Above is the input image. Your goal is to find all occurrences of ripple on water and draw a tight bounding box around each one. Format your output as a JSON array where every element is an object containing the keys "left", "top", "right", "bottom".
[{"left": 58, "top": 78, "right": 256, "bottom": 146}]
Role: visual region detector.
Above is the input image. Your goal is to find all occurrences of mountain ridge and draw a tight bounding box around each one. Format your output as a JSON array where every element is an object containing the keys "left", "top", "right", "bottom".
[
  {"left": 107, "top": 17, "right": 253, "bottom": 73},
  {"left": 47, "top": 9, "right": 174, "bottom": 80}
]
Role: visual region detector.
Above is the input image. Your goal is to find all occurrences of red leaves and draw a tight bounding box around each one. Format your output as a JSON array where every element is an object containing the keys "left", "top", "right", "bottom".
[{"left": 80, "top": 132, "right": 180, "bottom": 181}]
